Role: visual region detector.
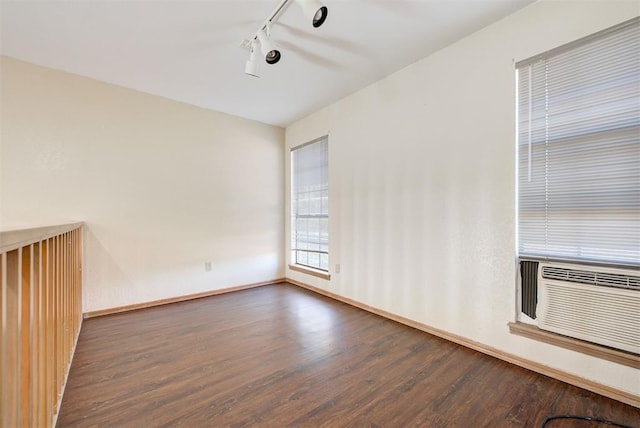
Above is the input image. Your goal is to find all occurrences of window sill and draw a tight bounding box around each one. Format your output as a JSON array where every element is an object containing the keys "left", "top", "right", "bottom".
[
  {"left": 508, "top": 322, "right": 639, "bottom": 369},
  {"left": 288, "top": 264, "right": 331, "bottom": 281}
]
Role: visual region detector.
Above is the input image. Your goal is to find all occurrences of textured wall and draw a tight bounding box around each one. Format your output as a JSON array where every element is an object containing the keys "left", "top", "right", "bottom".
[
  {"left": 285, "top": 0, "right": 639, "bottom": 396},
  {"left": 1, "top": 57, "right": 285, "bottom": 311}
]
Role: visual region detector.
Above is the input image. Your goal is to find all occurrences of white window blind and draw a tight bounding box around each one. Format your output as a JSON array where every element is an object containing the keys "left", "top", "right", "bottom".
[
  {"left": 517, "top": 18, "right": 640, "bottom": 267},
  {"left": 291, "top": 136, "right": 328, "bottom": 271}
]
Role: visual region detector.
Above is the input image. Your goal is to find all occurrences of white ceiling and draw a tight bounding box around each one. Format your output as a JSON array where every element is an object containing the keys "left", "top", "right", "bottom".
[{"left": 0, "top": 0, "right": 534, "bottom": 127}]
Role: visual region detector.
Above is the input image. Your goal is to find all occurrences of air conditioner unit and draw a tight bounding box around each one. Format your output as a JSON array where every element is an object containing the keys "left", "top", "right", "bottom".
[{"left": 537, "top": 262, "right": 640, "bottom": 355}]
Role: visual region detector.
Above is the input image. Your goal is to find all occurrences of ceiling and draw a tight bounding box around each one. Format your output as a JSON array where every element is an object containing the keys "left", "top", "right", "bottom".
[{"left": 0, "top": 0, "right": 535, "bottom": 127}]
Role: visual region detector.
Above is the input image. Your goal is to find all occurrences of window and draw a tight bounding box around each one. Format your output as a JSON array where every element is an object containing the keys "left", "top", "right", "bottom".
[
  {"left": 291, "top": 136, "right": 328, "bottom": 272},
  {"left": 511, "top": 19, "right": 639, "bottom": 364},
  {"left": 516, "top": 18, "right": 639, "bottom": 267}
]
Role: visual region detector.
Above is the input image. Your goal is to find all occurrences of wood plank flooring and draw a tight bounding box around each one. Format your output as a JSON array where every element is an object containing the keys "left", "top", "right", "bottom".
[{"left": 57, "top": 283, "right": 639, "bottom": 427}]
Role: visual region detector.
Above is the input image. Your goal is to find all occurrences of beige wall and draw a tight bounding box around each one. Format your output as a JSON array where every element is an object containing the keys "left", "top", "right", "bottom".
[
  {"left": 0, "top": 57, "right": 285, "bottom": 312},
  {"left": 285, "top": 1, "right": 639, "bottom": 396}
]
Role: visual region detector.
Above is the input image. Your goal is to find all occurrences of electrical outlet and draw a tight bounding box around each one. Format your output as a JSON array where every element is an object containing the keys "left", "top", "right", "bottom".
[
  {"left": 205, "top": 262, "right": 212, "bottom": 272},
  {"left": 335, "top": 264, "right": 340, "bottom": 274}
]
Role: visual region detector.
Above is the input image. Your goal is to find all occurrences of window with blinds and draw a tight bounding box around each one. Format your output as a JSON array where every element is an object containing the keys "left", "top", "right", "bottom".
[
  {"left": 291, "top": 136, "right": 329, "bottom": 271},
  {"left": 516, "top": 17, "right": 640, "bottom": 267}
]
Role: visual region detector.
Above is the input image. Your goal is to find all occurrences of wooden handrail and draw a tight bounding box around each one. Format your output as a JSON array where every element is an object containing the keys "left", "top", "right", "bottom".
[
  {"left": 1, "top": 223, "right": 83, "bottom": 427},
  {"left": 0, "top": 222, "right": 83, "bottom": 253}
]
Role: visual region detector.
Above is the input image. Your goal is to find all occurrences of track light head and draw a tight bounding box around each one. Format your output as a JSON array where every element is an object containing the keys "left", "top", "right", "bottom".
[
  {"left": 264, "top": 49, "right": 281, "bottom": 64},
  {"left": 257, "top": 29, "right": 281, "bottom": 64},
  {"left": 245, "top": 59, "right": 259, "bottom": 77},
  {"left": 245, "top": 40, "right": 260, "bottom": 77},
  {"left": 295, "top": 0, "right": 328, "bottom": 28},
  {"left": 312, "top": 6, "right": 328, "bottom": 27}
]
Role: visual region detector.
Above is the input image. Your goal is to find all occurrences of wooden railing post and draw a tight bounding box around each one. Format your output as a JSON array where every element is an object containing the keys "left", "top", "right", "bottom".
[{"left": 0, "top": 223, "right": 83, "bottom": 427}]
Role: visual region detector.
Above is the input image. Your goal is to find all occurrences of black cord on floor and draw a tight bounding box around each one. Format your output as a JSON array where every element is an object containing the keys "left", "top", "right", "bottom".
[{"left": 541, "top": 414, "right": 636, "bottom": 428}]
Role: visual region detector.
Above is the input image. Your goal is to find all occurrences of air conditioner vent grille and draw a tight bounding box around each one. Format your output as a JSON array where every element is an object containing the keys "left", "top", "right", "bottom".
[{"left": 541, "top": 266, "right": 640, "bottom": 290}]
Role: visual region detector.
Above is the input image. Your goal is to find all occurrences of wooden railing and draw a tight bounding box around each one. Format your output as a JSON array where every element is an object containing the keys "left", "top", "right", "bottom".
[{"left": 1, "top": 223, "right": 83, "bottom": 427}]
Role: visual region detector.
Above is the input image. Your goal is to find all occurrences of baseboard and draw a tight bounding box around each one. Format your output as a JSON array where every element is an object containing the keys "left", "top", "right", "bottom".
[
  {"left": 83, "top": 278, "right": 286, "bottom": 319},
  {"left": 286, "top": 278, "right": 640, "bottom": 409}
]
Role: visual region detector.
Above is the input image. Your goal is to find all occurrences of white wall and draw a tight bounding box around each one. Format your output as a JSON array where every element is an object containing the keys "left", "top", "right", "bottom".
[
  {"left": 1, "top": 57, "right": 285, "bottom": 312},
  {"left": 285, "top": 1, "right": 639, "bottom": 396}
]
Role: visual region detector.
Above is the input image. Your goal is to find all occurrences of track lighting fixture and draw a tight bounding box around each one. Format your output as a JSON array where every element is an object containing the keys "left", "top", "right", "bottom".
[
  {"left": 241, "top": 0, "right": 329, "bottom": 75},
  {"left": 244, "top": 40, "right": 260, "bottom": 77},
  {"left": 257, "top": 27, "right": 281, "bottom": 65},
  {"left": 294, "top": 0, "right": 328, "bottom": 28}
]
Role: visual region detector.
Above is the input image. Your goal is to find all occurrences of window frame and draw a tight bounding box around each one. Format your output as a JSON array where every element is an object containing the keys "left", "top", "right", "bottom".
[{"left": 290, "top": 135, "right": 330, "bottom": 276}]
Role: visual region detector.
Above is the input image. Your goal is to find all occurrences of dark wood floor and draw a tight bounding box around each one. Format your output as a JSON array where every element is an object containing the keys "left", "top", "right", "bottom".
[{"left": 58, "top": 283, "right": 639, "bottom": 427}]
